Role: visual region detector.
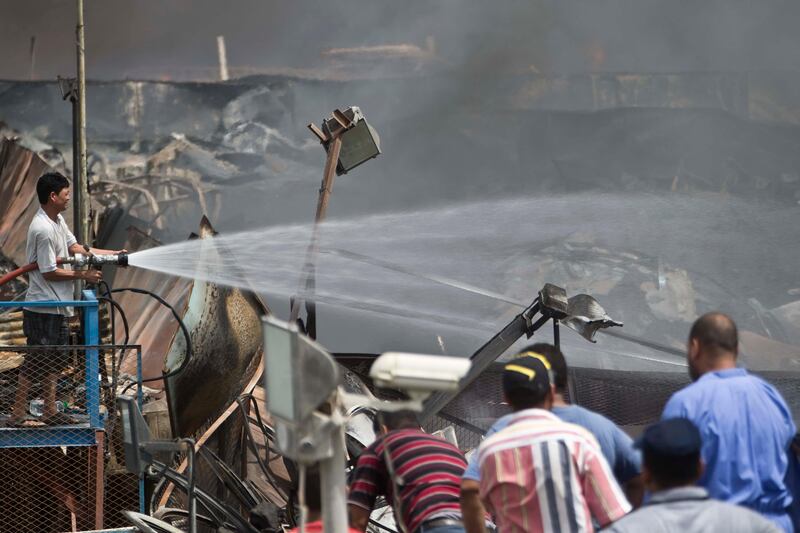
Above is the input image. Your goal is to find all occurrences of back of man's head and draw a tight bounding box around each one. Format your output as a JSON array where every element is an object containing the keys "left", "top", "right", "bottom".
[
  {"left": 373, "top": 409, "right": 420, "bottom": 434},
  {"left": 517, "top": 343, "right": 568, "bottom": 392},
  {"left": 502, "top": 355, "right": 553, "bottom": 412},
  {"left": 36, "top": 172, "right": 69, "bottom": 205},
  {"left": 689, "top": 312, "right": 738, "bottom": 357},
  {"left": 639, "top": 418, "right": 703, "bottom": 491}
]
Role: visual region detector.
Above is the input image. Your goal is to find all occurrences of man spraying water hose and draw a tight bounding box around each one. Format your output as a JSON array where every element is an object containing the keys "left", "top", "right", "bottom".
[{"left": 7, "top": 172, "right": 125, "bottom": 427}]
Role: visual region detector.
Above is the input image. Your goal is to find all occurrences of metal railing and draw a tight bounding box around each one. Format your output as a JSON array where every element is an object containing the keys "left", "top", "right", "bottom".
[{"left": 0, "top": 291, "right": 146, "bottom": 532}]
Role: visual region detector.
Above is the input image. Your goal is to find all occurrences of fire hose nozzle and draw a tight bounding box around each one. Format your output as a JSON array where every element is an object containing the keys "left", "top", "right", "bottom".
[{"left": 65, "top": 252, "right": 129, "bottom": 268}]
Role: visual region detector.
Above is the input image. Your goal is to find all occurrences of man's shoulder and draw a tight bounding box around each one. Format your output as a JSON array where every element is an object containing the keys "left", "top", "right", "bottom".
[
  {"left": 600, "top": 504, "right": 661, "bottom": 532},
  {"left": 556, "top": 405, "right": 617, "bottom": 433},
  {"left": 481, "top": 411, "right": 596, "bottom": 451},
  {"left": 664, "top": 379, "right": 707, "bottom": 411},
  {"left": 703, "top": 499, "right": 783, "bottom": 531},
  {"left": 485, "top": 413, "right": 514, "bottom": 437},
  {"left": 28, "top": 212, "right": 52, "bottom": 233},
  {"left": 606, "top": 495, "right": 781, "bottom": 533},
  {"left": 384, "top": 429, "right": 460, "bottom": 452}
]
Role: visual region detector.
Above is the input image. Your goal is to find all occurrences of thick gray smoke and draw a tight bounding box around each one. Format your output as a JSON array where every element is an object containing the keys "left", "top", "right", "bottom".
[
  {"left": 1, "top": 1, "right": 799, "bottom": 369},
  {"left": 1, "top": 1, "right": 800, "bottom": 79}
]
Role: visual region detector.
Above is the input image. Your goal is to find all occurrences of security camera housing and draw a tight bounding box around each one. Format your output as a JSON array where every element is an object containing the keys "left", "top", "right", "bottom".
[{"left": 369, "top": 352, "right": 471, "bottom": 395}]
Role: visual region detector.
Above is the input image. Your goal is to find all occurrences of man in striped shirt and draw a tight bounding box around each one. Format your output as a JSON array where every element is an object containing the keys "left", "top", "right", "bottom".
[
  {"left": 348, "top": 410, "right": 468, "bottom": 533},
  {"left": 475, "top": 356, "right": 630, "bottom": 532}
]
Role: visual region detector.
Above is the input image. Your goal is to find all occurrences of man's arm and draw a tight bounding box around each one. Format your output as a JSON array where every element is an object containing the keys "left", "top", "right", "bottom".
[
  {"left": 460, "top": 479, "right": 487, "bottom": 533},
  {"left": 611, "top": 426, "right": 644, "bottom": 508},
  {"left": 68, "top": 243, "right": 125, "bottom": 256},
  {"left": 42, "top": 268, "right": 101, "bottom": 283},
  {"left": 347, "top": 504, "right": 371, "bottom": 532},
  {"left": 347, "top": 446, "right": 382, "bottom": 532},
  {"left": 581, "top": 443, "right": 631, "bottom": 527},
  {"left": 36, "top": 234, "right": 101, "bottom": 283}
]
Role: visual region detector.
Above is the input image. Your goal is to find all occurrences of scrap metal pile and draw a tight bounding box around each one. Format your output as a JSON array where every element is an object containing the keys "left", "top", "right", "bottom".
[{"left": 0, "top": 71, "right": 799, "bottom": 530}]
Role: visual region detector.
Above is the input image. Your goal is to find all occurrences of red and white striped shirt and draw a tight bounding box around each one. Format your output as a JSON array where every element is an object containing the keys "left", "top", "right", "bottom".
[{"left": 477, "top": 408, "right": 631, "bottom": 533}]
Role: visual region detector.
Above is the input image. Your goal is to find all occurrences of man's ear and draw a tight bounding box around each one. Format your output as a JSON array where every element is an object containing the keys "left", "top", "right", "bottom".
[
  {"left": 641, "top": 464, "right": 653, "bottom": 487},
  {"left": 688, "top": 338, "right": 700, "bottom": 361}
]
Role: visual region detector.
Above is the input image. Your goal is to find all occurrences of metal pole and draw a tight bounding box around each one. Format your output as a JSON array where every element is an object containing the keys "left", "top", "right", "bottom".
[
  {"left": 291, "top": 136, "right": 342, "bottom": 337},
  {"left": 553, "top": 319, "right": 560, "bottom": 349},
  {"left": 315, "top": 137, "right": 342, "bottom": 222},
  {"left": 320, "top": 416, "right": 348, "bottom": 533},
  {"left": 29, "top": 36, "right": 37, "bottom": 80},
  {"left": 217, "top": 35, "right": 229, "bottom": 81},
  {"left": 185, "top": 443, "right": 197, "bottom": 533},
  {"left": 75, "top": 0, "right": 89, "bottom": 246},
  {"left": 71, "top": 91, "right": 82, "bottom": 300}
]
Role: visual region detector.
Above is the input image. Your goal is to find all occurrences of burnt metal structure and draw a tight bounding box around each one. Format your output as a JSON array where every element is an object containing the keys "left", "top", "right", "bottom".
[
  {"left": 421, "top": 283, "right": 621, "bottom": 422},
  {"left": 291, "top": 107, "right": 381, "bottom": 339}
]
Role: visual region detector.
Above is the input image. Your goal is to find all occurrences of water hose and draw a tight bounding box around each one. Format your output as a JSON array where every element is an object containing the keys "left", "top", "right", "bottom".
[
  {"left": 0, "top": 261, "right": 50, "bottom": 286},
  {"left": 0, "top": 252, "right": 129, "bottom": 287}
]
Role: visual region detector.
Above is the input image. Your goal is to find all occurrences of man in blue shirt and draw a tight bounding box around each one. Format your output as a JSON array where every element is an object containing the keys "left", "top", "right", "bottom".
[
  {"left": 460, "top": 343, "right": 643, "bottom": 533},
  {"left": 661, "top": 312, "right": 795, "bottom": 532}
]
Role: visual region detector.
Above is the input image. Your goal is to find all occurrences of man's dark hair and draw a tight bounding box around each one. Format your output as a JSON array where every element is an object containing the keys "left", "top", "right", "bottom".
[
  {"left": 643, "top": 448, "right": 701, "bottom": 489},
  {"left": 689, "top": 312, "right": 738, "bottom": 355},
  {"left": 373, "top": 409, "right": 419, "bottom": 433},
  {"left": 504, "top": 387, "right": 549, "bottom": 411},
  {"left": 36, "top": 172, "right": 70, "bottom": 205},
  {"left": 523, "top": 343, "right": 568, "bottom": 392}
]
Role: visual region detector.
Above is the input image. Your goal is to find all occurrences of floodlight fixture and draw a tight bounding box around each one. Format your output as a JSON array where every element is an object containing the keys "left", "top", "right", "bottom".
[
  {"left": 315, "top": 106, "right": 381, "bottom": 176},
  {"left": 57, "top": 75, "right": 77, "bottom": 101},
  {"left": 538, "top": 283, "right": 570, "bottom": 319},
  {"left": 562, "top": 294, "right": 624, "bottom": 342},
  {"left": 261, "top": 315, "right": 340, "bottom": 427},
  {"left": 117, "top": 396, "right": 199, "bottom": 533},
  {"left": 118, "top": 395, "right": 157, "bottom": 476},
  {"left": 292, "top": 106, "right": 382, "bottom": 340}
]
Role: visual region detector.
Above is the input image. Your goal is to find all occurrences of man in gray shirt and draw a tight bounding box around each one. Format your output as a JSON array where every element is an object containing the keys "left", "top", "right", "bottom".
[
  {"left": 603, "top": 418, "right": 781, "bottom": 532},
  {"left": 9, "top": 172, "right": 120, "bottom": 426}
]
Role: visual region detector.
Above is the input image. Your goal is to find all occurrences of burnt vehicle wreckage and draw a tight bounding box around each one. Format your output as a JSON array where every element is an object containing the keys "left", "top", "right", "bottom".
[{"left": 0, "top": 71, "right": 799, "bottom": 532}]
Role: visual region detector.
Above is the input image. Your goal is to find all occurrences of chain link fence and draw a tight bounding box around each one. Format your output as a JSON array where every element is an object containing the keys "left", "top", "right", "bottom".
[
  {"left": 0, "top": 343, "right": 143, "bottom": 532},
  {"left": 423, "top": 363, "right": 800, "bottom": 452}
]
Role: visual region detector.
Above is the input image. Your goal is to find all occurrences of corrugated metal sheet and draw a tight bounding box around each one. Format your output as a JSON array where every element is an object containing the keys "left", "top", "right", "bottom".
[
  {"left": 113, "top": 227, "right": 191, "bottom": 388},
  {"left": 0, "top": 138, "right": 67, "bottom": 267},
  {"left": 162, "top": 217, "right": 266, "bottom": 437}
]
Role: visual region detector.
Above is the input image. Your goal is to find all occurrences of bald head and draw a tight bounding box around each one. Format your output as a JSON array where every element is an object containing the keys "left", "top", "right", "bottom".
[{"left": 689, "top": 312, "right": 738, "bottom": 356}]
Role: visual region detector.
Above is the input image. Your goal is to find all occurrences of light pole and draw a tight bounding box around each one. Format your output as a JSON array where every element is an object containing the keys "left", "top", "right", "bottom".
[
  {"left": 75, "top": 0, "right": 89, "bottom": 247},
  {"left": 290, "top": 107, "right": 381, "bottom": 339}
]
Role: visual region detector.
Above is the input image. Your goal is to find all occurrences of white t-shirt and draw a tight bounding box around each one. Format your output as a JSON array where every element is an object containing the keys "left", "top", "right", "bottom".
[{"left": 24, "top": 207, "right": 78, "bottom": 316}]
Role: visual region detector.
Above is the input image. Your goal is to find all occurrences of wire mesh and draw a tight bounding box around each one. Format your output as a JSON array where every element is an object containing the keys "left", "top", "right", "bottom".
[
  {"left": 0, "top": 345, "right": 94, "bottom": 435},
  {"left": 424, "top": 365, "right": 800, "bottom": 451},
  {"left": 0, "top": 343, "right": 143, "bottom": 532}
]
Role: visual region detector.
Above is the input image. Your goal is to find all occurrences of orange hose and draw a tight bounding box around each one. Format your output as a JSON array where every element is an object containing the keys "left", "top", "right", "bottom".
[{"left": 0, "top": 258, "right": 69, "bottom": 287}]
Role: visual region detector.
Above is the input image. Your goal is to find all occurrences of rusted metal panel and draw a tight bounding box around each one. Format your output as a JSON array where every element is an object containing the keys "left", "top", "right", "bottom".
[
  {"left": 162, "top": 217, "right": 265, "bottom": 437},
  {"left": 113, "top": 227, "right": 192, "bottom": 388},
  {"left": 0, "top": 138, "right": 68, "bottom": 267}
]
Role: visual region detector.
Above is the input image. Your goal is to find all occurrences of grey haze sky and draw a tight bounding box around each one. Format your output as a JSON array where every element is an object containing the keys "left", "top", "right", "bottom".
[{"left": 1, "top": 1, "right": 799, "bottom": 80}]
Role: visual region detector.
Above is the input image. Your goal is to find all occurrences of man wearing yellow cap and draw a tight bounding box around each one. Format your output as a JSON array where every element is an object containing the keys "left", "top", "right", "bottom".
[
  {"left": 460, "top": 343, "right": 638, "bottom": 532},
  {"left": 469, "top": 353, "right": 630, "bottom": 532}
]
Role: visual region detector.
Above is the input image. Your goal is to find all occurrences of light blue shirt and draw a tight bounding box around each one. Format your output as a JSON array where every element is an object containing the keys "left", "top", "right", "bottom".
[
  {"left": 463, "top": 404, "right": 641, "bottom": 483},
  {"left": 602, "top": 486, "right": 781, "bottom": 533},
  {"left": 662, "top": 368, "right": 796, "bottom": 531}
]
